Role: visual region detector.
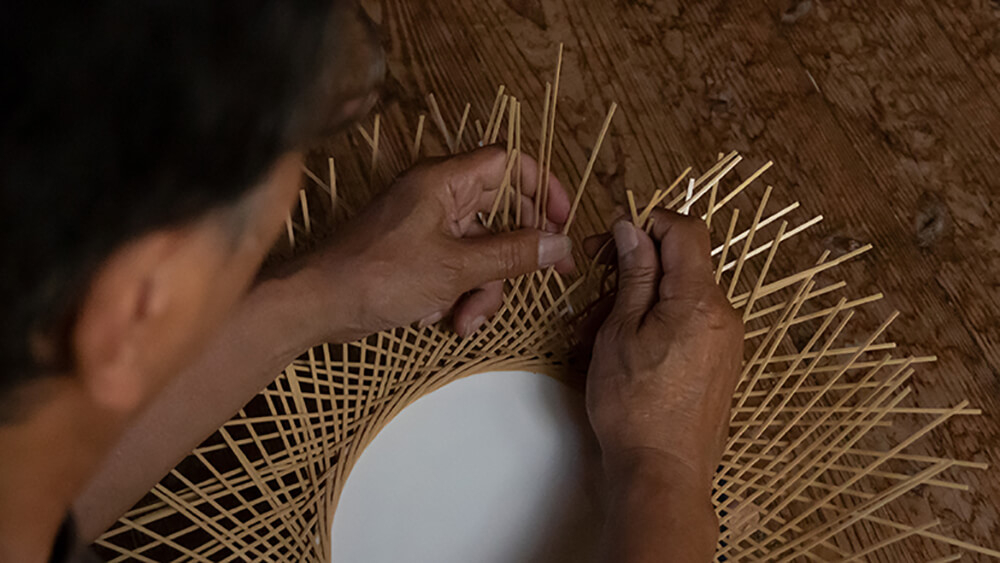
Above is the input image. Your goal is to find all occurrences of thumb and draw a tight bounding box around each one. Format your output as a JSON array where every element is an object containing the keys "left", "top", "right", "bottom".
[
  {"left": 608, "top": 221, "right": 660, "bottom": 326},
  {"left": 461, "top": 229, "right": 572, "bottom": 286},
  {"left": 647, "top": 210, "right": 715, "bottom": 302}
]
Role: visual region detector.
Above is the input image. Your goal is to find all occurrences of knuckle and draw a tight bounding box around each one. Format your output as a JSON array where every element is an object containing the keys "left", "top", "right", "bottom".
[
  {"left": 591, "top": 331, "right": 620, "bottom": 364},
  {"left": 620, "top": 350, "right": 648, "bottom": 373},
  {"left": 474, "top": 145, "right": 508, "bottom": 168},
  {"left": 485, "top": 144, "right": 508, "bottom": 159},
  {"left": 405, "top": 159, "right": 439, "bottom": 181},
  {"left": 398, "top": 166, "right": 437, "bottom": 198},
  {"left": 442, "top": 252, "right": 468, "bottom": 289},
  {"left": 701, "top": 292, "right": 743, "bottom": 333},
  {"left": 594, "top": 317, "right": 628, "bottom": 349},
  {"left": 648, "top": 210, "right": 712, "bottom": 253},
  {"left": 593, "top": 325, "right": 615, "bottom": 351},
  {"left": 619, "top": 264, "right": 658, "bottom": 285},
  {"left": 495, "top": 240, "right": 526, "bottom": 277},
  {"left": 675, "top": 215, "right": 711, "bottom": 242}
]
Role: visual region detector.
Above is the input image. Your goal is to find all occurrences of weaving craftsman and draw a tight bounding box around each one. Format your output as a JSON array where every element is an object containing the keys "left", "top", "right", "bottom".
[{"left": 0, "top": 2, "right": 743, "bottom": 562}]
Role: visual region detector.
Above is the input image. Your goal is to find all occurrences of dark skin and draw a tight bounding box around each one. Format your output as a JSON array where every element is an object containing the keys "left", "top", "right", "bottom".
[
  {"left": 586, "top": 212, "right": 744, "bottom": 561},
  {"left": 76, "top": 178, "right": 742, "bottom": 561},
  {"left": 1, "top": 13, "right": 742, "bottom": 563},
  {"left": 72, "top": 148, "right": 577, "bottom": 542},
  {"left": 1, "top": 144, "right": 741, "bottom": 563}
]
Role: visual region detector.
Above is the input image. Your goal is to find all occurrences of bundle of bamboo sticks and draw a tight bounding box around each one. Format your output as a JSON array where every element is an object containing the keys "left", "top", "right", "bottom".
[{"left": 94, "top": 48, "right": 994, "bottom": 562}]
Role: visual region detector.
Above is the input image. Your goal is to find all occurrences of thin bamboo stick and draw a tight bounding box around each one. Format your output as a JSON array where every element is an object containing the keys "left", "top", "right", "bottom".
[
  {"left": 427, "top": 93, "right": 453, "bottom": 150},
  {"left": 534, "top": 82, "right": 552, "bottom": 229},
  {"left": 563, "top": 103, "right": 617, "bottom": 234},
  {"left": 328, "top": 157, "right": 337, "bottom": 213},
  {"left": 540, "top": 44, "right": 564, "bottom": 230},
  {"left": 454, "top": 103, "right": 471, "bottom": 154},
  {"left": 411, "top": 115, "right": 426, "bottom": 163},
  {"left": 99, "top": 66, "right": 991, "bottom": 563},
  {"left": 298, "top": 190, "right": 311, "bottom": 235}
]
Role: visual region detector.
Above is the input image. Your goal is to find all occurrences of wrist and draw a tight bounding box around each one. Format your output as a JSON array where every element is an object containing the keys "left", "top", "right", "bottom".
[
  {"left": 254, "top": 256, "right": 368, "bottom": 348},
  {"left": 603, "top": 447, "right": 714, "bottom": 500},
  {"left": 243, "top": 276, "right": 315, "bottom": 353},
  {"left": 603, "top": 447, "right": 719, "bottom": 559}
]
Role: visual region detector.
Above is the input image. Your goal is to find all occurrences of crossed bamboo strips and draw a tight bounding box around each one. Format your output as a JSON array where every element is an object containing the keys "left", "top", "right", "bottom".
[{"left": 96, "top": 47, "right": 993, "bottom": 562}]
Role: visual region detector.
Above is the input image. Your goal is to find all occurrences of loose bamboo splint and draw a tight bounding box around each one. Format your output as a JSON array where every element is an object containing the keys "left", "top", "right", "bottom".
[{"left": 95, "top": 50, "right": 995, "bottom": 562}]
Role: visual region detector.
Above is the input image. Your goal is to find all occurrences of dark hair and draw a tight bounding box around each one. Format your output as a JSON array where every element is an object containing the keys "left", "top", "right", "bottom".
[{"left": 0, "top": 1, "right": 344, "bottom": 402}]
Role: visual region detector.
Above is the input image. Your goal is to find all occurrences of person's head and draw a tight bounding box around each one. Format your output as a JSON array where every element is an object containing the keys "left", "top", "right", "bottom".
[{"left": 0, "top": 1, "right": 383, "bottom": 422}]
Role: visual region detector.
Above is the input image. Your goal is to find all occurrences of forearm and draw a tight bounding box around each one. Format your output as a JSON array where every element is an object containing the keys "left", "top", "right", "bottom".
[
  {"left": 600, "top": 450, "right": 718, "bottom": 563},
  {"left": 74, "top": 273, "right": 355, "bottom": 541}
]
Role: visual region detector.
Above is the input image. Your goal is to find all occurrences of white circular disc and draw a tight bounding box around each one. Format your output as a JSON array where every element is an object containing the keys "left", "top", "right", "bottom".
[{"left": 331, "top": 370, "right": 604, "bottom": 563}]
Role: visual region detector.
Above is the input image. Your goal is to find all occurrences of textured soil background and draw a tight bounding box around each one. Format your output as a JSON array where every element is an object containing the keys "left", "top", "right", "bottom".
[{"left": 354, "top": 0, "right": 1000, "bottom": 560}]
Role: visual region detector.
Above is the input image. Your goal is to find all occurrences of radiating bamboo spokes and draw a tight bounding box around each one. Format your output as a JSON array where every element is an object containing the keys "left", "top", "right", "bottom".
[{"left": 96, "top": 48, "right": 990, "bottom": 563}]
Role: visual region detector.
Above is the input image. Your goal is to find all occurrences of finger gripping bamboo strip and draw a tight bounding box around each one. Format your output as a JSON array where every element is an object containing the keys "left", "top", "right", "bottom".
[{"left": 96, "top": 54, "right": 991, "bottom": 563}]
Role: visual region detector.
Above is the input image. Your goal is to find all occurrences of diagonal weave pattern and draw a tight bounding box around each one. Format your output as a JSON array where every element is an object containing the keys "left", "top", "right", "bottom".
[{"left": 95, "top": 53, "right": 995, "bottom": 562}]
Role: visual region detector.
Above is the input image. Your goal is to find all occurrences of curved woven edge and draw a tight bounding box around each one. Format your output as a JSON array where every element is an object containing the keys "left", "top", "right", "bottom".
[{"left": 95, "top": 52, "right": 994, "bottom": 562}]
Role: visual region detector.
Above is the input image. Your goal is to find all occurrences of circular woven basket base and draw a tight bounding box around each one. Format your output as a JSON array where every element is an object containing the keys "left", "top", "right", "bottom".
[{"left": 95, "top": 57, "right": 997, "bottom": 560}]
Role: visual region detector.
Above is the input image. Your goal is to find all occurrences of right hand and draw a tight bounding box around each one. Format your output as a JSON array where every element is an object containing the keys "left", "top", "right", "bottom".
[{"left": 585, "top": 210, "right": 744, "bottom": 495}]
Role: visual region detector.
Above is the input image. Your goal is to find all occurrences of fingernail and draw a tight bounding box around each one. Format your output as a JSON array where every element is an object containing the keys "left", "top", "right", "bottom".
[
  {"left": 613, "top": 221, "right": 639, "bottom": 260},
  {"left": 464, "top": 315, "right": 487, "bottom": 336},
  {"left": 418, "top": 311, "right": 444, "bottom": 328},
  {"left": 538, "top": 233, "right": 572, "bottom": 268}
]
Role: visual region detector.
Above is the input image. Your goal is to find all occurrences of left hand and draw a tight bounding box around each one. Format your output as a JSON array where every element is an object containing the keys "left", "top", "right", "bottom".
[{"left": 289, "top": 146, "right": 575, "bottom": 343}]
